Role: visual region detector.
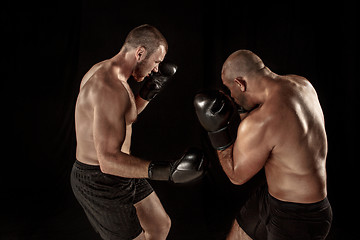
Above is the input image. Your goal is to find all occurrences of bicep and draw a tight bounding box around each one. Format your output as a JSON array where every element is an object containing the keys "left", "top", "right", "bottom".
[{"left": 232, "top": 120, "right": 272, "bottom": 183}]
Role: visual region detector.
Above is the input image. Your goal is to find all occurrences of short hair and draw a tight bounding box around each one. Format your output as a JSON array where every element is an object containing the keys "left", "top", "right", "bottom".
[
  {"left": 222, "top": 50, "right": 265, "bottom": 81},
  {"left": 123, "top": 24, "right": 168, "bottom": 56}
]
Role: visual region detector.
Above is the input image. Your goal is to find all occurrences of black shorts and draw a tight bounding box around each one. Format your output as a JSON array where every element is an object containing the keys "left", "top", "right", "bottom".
[
  {"left": 236, "top": 185, "right": 332, "bottom": 240},
  {"left": 70, "top": 160, "right": 154, "bottom": 240}
]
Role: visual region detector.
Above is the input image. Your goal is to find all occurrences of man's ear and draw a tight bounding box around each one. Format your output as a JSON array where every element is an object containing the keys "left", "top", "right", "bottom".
[
  {"left": 135, "top": 46, "right": 147, "bottom": 62},
  {"left": 234, "top": 77, "right": 246, "bottom": 92}
]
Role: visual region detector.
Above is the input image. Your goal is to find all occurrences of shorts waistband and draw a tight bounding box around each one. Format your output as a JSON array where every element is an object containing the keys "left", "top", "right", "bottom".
[
  {"left": 74, "top": 159, "right": 101, "bottom": 171},
  {"left": 268, "top": 194, "right": 330, "bottom": 211}
]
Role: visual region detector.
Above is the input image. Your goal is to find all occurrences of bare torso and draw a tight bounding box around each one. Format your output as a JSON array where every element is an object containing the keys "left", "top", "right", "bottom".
[
  {"left": 262, "top": 75, "right": 327, "bottom": 203},
  {"left": 75, "top": 60, "right": 137, "bottom": 165}
]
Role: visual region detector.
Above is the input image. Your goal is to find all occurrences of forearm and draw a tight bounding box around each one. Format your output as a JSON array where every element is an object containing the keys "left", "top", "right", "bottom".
[
  {"left": 99, "top": 151, "right": 150, "bottom": 178},
  {"left": 135, "top": 95, "right": 149, "bottom": 114},
  {"left": 217, "top": 145, "right": 240, "bottom": 184},
  {"left": 99, "top": 148, "right": 205, "bottom": 183}
]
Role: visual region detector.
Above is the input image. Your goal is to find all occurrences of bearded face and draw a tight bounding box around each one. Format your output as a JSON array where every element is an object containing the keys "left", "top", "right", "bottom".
[
  {"left": 133, "top": 59, "right": 150, "bottom": 81},
  {"left": 132, "top": 45, "right": 166, "bottom": 82}
]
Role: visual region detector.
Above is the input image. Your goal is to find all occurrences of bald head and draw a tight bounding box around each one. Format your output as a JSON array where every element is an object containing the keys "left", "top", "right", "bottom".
[{"left": 222, "top": 50, "right": 265, "bottom": 82}]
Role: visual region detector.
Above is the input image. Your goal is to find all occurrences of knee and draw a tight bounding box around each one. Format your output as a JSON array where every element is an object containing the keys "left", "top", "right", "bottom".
[
  {"left": 160, "top": 214, "right": 171, "bottom": 235},
  {"left": 146, "top": 214, "right": 171, "bottom": 240},
  {"left": 159, "top": 214, "right": 171, "bottom": 238}
]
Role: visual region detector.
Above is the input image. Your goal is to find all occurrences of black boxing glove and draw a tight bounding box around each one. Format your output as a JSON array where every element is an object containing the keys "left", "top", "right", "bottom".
[
  {"left": 148, "top": 148, "right": 205, "bottom": 183},
  {"left": 139, "top": 61, "right": 178, "bottom": 101},
  {"left": 194, "top": 90, "right": 241, "bottom": 150}
]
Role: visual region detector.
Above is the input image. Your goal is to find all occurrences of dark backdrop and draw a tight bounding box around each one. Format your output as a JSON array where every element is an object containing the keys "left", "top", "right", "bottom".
[{"left": 2, "top": 1, "right": 359, "bottom": 239}]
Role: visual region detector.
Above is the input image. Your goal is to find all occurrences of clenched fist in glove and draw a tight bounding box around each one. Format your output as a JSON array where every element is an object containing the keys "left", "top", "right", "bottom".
[
  {"left": 140, "top": 61, "right": 178, "bottom": 101},
  {"left": 194, "top": 90, "right": 241, "bottom": 150}
]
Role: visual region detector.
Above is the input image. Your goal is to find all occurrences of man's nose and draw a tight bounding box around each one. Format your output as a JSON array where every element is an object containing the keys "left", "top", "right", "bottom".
[{"left": 153, "top": 65, "right": 159, "bottom": 73}]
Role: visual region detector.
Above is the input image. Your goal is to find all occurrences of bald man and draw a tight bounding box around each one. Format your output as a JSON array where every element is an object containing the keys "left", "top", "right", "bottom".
[{"left": 194, "top": 50, "right": 332, "bottom": 240}]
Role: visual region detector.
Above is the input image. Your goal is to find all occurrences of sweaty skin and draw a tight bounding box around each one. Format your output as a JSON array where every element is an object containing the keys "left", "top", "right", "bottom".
[
  {"left": 220, "top": 54, "right": 327, "bottom": 204},
  {"left": 75, "top": 45, "right": 166, "bottom": 178}
]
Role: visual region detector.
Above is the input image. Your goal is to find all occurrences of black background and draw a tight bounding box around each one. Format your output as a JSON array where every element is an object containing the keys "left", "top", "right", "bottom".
[{"left": 2, "top": 1, "right": 359, "bottom": 239}]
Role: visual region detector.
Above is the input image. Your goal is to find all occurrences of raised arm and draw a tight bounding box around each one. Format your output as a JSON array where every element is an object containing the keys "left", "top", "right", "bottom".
[
  {"left": 136, "top": 61, "right": 178, "bottom": 114},
  {"left": 194, "top": 89, "right": 272, "bottom": 185},
  {"left": 218, "top": 116, "right": 272, "bottom": 185},
  {"left": 135, "top": 95, "right": 150, "bottom": 114}
]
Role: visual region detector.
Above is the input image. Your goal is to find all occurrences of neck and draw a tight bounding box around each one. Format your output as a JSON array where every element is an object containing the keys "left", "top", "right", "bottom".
[
  {"left": 110, "top": 48, "right": 136, "bottom": 81},
  {"left": 247, "top": 70, "right": 277, "bottom": 106}
]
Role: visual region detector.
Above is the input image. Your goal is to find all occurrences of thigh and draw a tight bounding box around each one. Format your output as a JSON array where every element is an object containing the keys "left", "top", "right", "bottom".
[
  {"left": 133, "top": 178, "right": 154, "bottom": 204},
  {"left": 71, "top": 163, "right": 143, "bottom": 239},
  {"left": 134, "top": 192, "right": 169, "bottom": 231},
  {"left": 236, "top": 185, "right": 268, "bottom": 240}
]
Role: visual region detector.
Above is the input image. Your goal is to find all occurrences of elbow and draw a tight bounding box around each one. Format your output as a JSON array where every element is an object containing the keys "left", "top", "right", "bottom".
[
  {"left": 99, "top": 162, "right": 110, "bottom": 175},
  {"left": 226, "top": 168, "right": 248, "bottom": 185},
  {"left": 97, "top": 151, "right": 129, "bottom": 177},
  {"left": 97, "top": 152, "right": 115, "bottom": 175},
  {"left": 228, "top": 175, "right": 247, "bottom": 185},
  {"left": 99, "top": 159, "right": 111, "bottom": 175}
]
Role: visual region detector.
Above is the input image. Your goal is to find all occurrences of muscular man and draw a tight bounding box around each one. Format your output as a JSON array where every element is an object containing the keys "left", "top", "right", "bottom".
[
  {"left": 194, "top": 50, "right": 332, "bottom": 240},
  {"left": 71, "top": 24, "right": 204, "bottom": 240}
]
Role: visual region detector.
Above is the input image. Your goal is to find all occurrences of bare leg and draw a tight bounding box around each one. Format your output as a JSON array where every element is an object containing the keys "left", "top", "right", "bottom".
[
  {"left": 134, "top": 192, "right": 171, "bottom": 240},
  {"left": 227, "top": 220, "right": 253, "bottom": 240}
]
